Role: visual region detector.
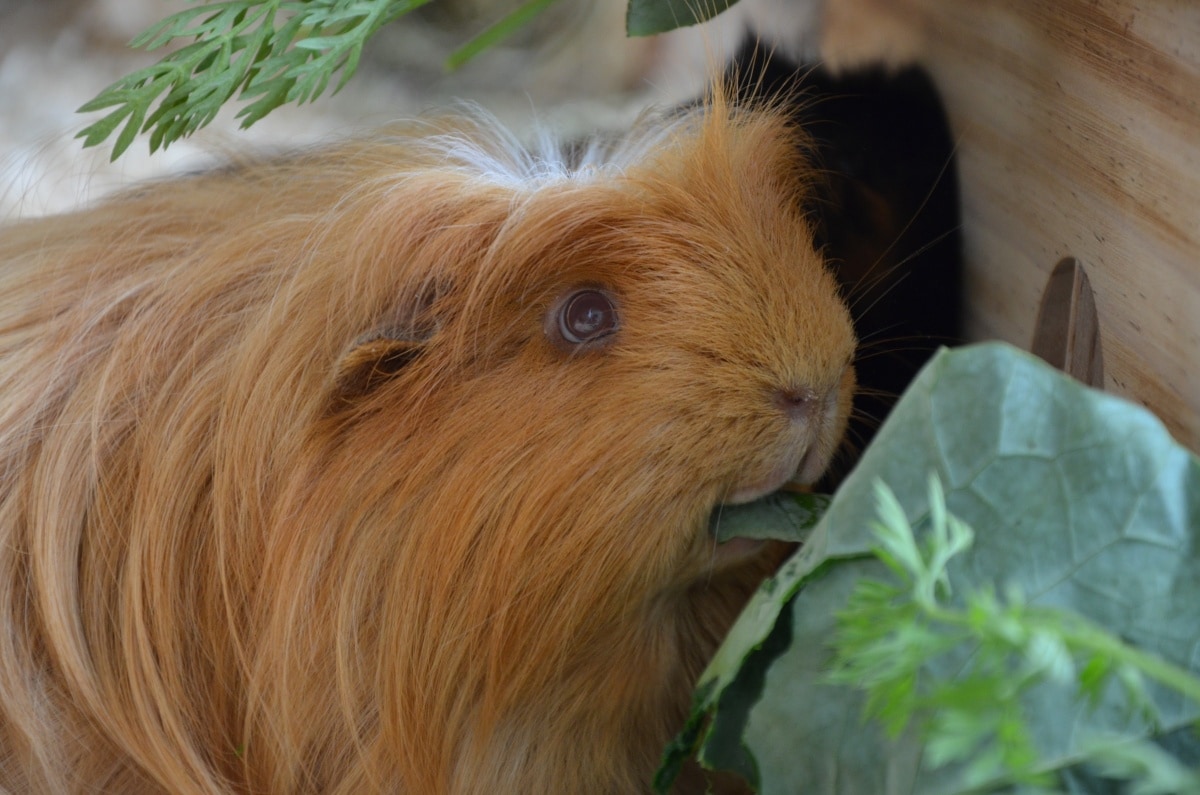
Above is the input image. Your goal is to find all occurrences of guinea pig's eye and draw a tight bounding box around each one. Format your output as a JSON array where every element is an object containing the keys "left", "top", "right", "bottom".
[{"left": 555, "top": 289, "right": 619, "bottom": 346}]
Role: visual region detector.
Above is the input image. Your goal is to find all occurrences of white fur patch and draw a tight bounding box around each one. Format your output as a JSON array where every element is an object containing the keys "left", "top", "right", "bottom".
[{"left": 411, "top": 105, "right": 700, "bottom": 190}]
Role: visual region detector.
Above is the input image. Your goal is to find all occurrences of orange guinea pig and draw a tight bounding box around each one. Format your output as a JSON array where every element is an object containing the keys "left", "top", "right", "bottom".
[{"left": 0, "top": 87, "right": 855, "bottom": 794}]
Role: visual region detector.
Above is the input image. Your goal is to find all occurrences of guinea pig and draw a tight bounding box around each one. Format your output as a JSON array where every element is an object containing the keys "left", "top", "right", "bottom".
[{"left": 0, "top": 86, "right": 855, "bottom": 794}]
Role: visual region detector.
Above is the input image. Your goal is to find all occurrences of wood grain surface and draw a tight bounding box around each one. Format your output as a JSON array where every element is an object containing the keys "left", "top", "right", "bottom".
[{"left": 822, "top": 0, "right": 1200, "bottom": 449}]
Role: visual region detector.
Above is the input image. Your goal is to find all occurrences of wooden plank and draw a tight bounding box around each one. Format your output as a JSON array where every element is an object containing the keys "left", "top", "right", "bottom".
[{"left": 822, "top": 0, "right": 1200, "bottom": 449}]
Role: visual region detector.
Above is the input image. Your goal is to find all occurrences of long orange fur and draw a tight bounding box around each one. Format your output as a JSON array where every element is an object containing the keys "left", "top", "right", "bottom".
[{"left": 0, "top": 85, "right": 856, "bottom": 793}]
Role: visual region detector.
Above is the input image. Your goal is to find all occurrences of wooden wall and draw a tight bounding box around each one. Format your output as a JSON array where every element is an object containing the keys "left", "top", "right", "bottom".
[{"left": 821, "top": 0, "right": 1200, "bottom": 450}]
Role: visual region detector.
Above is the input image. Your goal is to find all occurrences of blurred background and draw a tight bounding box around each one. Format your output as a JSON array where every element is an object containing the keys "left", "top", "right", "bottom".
[{"left": 0, "top": 0, "right": 818, "bottom": 218}]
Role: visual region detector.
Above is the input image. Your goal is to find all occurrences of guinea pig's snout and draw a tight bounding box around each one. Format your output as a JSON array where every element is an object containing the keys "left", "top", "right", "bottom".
[
  {"left": 723, "top": 379, "right": 845, "bottom": 506},
  {"left": 788, "top": 371, "right": 855, "bottom": 485},
  {"left": 772, "top": 385, "right": 821, "bottom": 423}
]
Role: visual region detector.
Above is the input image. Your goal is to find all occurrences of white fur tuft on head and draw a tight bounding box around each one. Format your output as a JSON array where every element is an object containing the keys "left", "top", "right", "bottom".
[{"left": 398, "top": 104, "right": 708, "bottom": 190}]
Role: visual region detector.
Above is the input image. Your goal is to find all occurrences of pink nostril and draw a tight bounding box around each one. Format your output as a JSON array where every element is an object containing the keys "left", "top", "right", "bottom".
[{"left": 773, "top": 386, "right": 819, "bottom": 422}]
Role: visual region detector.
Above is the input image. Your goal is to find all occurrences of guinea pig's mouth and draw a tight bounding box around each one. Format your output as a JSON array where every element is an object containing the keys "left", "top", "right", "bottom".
[
  {"left": 705, "top": 444, "right": 829, "bottom": 566},
  {"left": 702, "top": 373, "right": 850, "bottom": 566},
  {"left": 722, "top": 442, "right": 825, "bottom": 507}
]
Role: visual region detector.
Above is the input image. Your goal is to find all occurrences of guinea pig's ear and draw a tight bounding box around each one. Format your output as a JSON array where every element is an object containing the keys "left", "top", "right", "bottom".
[
  {"left": 333, "top": 287, "right": 442, "bottom": 400},
  {"left": 333, "top": 332, "right": 428, "bottom": 398}
]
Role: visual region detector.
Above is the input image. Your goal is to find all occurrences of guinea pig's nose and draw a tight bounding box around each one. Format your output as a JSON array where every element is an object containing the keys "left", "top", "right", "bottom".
[{"left": 772, "top": 386, "right": 820, "bottom": 423}]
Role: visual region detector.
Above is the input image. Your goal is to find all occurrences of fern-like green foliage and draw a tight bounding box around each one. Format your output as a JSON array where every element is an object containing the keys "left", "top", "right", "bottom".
[
  {"left": 75, "top": 0, "right": 727, "bottom": 160},
  {"left": 77, "top": 0, "right": 425, "bottom": 159},
  {"left": 827, "top": 478, "right": 1200, "bottom": 791}
]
